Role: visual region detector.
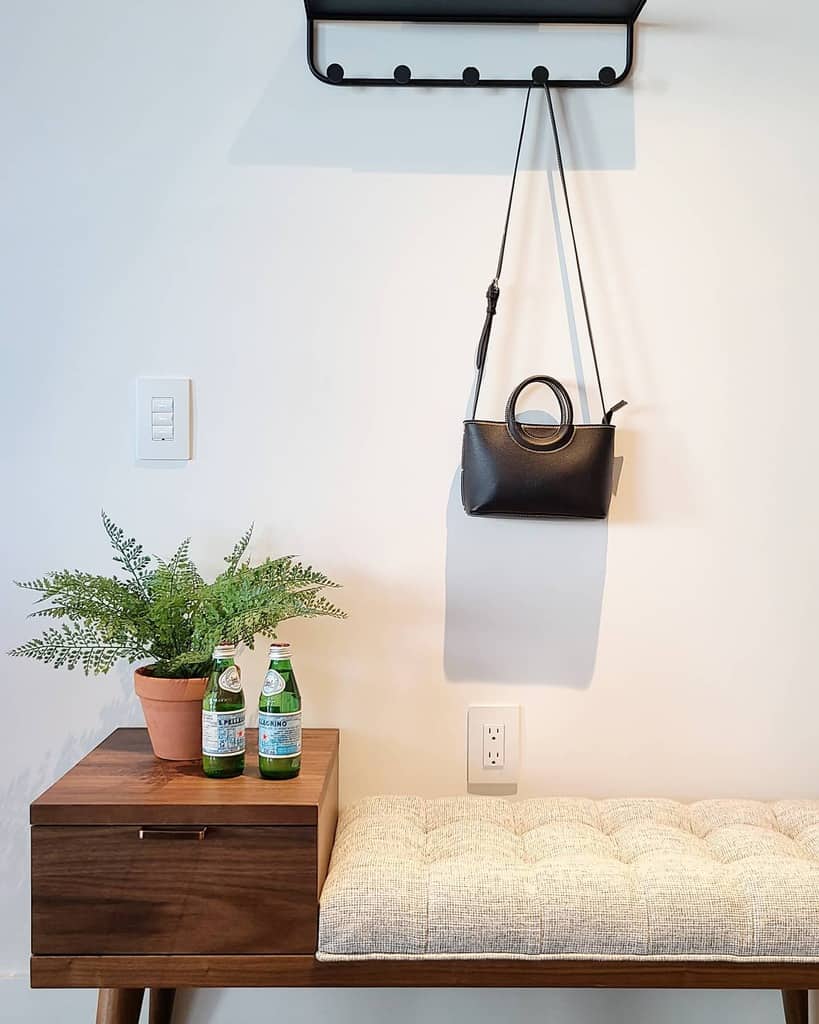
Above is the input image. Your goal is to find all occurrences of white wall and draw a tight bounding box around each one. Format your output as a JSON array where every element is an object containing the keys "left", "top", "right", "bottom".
[{"left": 2, "top": 1, "right": 819, "bottom": 1020}]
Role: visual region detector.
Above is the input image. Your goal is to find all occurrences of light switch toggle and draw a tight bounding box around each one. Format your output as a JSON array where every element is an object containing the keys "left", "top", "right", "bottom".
[
  {"left": 137, "top": 378, "right": 191, "bottom": 460},
  {"left": 150, "top": 397, "right": 174, "bottom": 440}
]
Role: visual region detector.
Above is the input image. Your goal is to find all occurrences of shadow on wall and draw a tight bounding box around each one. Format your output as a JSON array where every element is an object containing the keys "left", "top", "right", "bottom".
[
  {"left": 443, "top": 472, "right": 608, "bottom": 687},
  {"left": 0, "top": 669, "right": 138, "bottom": 972},
  {"left": 441, "top": 127, "right": 619, "bottom": 688}
]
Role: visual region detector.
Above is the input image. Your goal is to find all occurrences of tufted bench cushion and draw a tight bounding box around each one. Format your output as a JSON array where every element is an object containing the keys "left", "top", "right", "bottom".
[{"left": 317, "top": 796, "right": 819, "bottom": 961}]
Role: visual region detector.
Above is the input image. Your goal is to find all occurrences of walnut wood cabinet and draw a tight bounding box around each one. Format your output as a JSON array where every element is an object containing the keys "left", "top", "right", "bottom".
[{"left": 30, "top": 728, "right": 339, "bottom": 1023}]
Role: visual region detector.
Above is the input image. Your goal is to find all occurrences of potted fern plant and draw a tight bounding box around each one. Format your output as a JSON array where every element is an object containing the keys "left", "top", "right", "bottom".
[{"left": 10, "top": 513, "right": 344, "bottom": 760}]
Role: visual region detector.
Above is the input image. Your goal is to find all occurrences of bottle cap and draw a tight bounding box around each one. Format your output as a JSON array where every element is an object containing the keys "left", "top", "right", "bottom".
[
  {"left": 268, "top": 642, "right": 292, "bottom": 660},
  {"left": 213, "top": 643, "right": 237, "bottom": 660}
]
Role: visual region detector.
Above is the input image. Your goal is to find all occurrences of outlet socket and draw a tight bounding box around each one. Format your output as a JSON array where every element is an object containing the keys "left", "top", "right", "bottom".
[
  {"left": 483, "top": 724, "right": 505, "bottom": 768},
  {"left": 468, "top": 706, "right": 520, "bottom": 787}
]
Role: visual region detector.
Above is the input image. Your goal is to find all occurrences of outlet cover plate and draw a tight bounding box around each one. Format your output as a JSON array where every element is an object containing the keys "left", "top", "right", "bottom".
[{"left": 468, "top": 705, "right": 520, "bottom": 786}]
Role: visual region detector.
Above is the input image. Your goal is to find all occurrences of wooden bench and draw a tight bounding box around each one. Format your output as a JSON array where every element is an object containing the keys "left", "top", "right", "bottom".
[{"left": 29, "top": 730, "right": 818, "bottom": 1024}]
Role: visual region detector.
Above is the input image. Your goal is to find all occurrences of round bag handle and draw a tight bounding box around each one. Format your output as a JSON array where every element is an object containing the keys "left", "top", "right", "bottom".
[{"left": 505, "top": 375, "right": 575, "bottom": 453}]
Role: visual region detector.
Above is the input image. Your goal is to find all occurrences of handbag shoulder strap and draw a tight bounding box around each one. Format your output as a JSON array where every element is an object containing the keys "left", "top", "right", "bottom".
[
  {"left": 470, "top": 84, "right": 626, "bottom": 426},
  {"left": 470, "top": 87, "right": 532, "bottom": 420}
]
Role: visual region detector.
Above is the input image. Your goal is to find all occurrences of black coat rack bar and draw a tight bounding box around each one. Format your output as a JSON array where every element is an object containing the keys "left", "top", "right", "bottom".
[{"left": 304, "top": 0, "right": 647, "bottom": 89}]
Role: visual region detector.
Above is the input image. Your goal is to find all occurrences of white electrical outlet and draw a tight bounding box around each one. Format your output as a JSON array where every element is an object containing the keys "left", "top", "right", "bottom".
[
  {"left": 483, "top": 724, "right": 505, "bottom": 768},
  {"left": 468, "top": 706, "right": 520, "bottom": 786}
]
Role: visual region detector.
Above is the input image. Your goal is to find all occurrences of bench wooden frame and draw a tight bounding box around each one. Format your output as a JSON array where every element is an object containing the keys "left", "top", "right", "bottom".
[
  {"left": 27, "top": 955, "right": 819, "bottom": 992},
  {"left": 29, "top": 956, "right": 814, "bottom": 1023}
]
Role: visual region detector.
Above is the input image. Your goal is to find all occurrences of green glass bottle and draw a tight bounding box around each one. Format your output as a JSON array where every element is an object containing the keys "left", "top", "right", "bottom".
[
  {"left": 202, "top": 643, "right": 245, "bottom": 778},
  {"left": 258, "top": 642, "right": 302, "bottom": 780}
]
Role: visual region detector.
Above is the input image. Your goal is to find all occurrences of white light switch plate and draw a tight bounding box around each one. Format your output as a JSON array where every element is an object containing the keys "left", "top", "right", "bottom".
[
  {"left": 136, "top": 377, "right": 191, "bottom": 461},
  {"left": 467, "top": 705, "right": 520, "bottom": 786}
]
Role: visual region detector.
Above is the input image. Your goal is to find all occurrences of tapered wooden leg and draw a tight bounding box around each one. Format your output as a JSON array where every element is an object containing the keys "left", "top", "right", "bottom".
[
  {"left": 149, "top": 988, "right": 176, "bottom": 1024},
  {"left": 95, "top": 988, "right": 145, "bottom": 1024},
  {"left": 781, "top": 989, "right": 808, "bottom": 1024}
]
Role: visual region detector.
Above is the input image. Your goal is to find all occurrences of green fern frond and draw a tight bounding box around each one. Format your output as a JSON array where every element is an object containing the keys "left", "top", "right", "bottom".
[
  {"left": 14, "top": 576, "right": 54, "bottom": 594},
  {"left": 9, "top": 623, "right": 148, "bottom": 675},
  {"left": 151, "top": 652, "right": 212, "bottom": 678},
  {"left": 224, "top": 524, "right": 254, "bottom": 575},
  {"left": 101, "top": 510, "right": 151, "bottom": 597},
  {"left": 153, "top": 538, "right": 204, "bottom": 596}
]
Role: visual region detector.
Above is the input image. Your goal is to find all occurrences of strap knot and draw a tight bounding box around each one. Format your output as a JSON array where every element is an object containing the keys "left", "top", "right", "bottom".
[{"left": 486, "top": 279, "right": 500, "bottom": 314}]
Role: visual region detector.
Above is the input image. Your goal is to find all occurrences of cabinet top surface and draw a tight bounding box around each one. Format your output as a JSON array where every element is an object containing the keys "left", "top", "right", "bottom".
[{"left": 30, "top": 728, "right": 339, "bottom": 826}]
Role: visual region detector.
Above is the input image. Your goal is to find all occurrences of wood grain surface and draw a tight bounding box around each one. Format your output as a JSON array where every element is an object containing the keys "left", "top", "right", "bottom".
[
  {"left": 30, "top": 955, "right": 819, "bottom": 990},
  {"left": 32, "top": 825, "right": 318, "bottom": 955},
  {"left": 30, "top": 728, "right": 339, "bottom": 825},
  {"left": 95, "top": 988, "right": 144, "bottom": 1024}
]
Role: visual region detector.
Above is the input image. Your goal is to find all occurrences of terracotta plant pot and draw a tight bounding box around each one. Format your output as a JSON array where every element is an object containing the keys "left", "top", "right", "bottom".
[{"left": 134, "top": 667, "right": 208, "bottom": 761}]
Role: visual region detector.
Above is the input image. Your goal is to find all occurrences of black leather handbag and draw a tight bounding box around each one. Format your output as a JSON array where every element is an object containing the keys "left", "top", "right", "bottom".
[{"left": 461, "top": 84, "right": 626, "bottom": 520}]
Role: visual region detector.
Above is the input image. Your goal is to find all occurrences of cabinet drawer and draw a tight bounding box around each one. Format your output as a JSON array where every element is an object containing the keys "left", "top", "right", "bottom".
[{"left": 32, "top": 825, "right": 318, "bottom": 955}]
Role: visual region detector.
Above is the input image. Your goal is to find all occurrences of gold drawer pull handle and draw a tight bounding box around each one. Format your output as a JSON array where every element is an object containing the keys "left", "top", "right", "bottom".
[{"left": 138, "top": 826, "right": 208, "bottom": 841}]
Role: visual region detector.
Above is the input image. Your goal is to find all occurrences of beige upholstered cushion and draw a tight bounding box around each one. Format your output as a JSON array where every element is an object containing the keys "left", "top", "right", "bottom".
[{"left": 317, "top": 796, "right": 819, "bottom": 961}]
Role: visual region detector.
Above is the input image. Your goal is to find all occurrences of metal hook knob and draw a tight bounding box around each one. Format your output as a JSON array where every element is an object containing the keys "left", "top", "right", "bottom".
[
  {"left": 327, "top": 63, "right": 344, "bottom": 83},
  {"left": 532, "top": 66, "right": 550, "bottom": 85},
  {"left": 462, "top": 66, "right": 480, "bottom": 86},
  {"left": 394, "top": 65, "right": 411, "bottom": 85}
]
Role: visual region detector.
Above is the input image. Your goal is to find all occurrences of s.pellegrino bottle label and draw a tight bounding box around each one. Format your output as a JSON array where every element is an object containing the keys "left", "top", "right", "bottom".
[
  {"left": 259, "top": 710, "right": 302, "bottom": 758},
  {"left": 202, "top": 709, "right": 246, "bottom": 757},
  {"left": 202, "top": 643, "right": 246, "bottom": 778},
  {"left": 258, "top": 642, "right": 302, "bottom": 779}
]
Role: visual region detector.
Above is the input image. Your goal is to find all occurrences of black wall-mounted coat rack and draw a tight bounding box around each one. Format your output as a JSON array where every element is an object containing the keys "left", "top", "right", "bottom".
[{"left": 304, "top": 0, "right": 647, "bottom": 89}]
